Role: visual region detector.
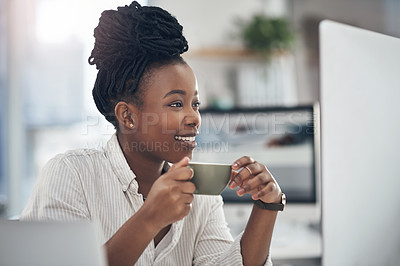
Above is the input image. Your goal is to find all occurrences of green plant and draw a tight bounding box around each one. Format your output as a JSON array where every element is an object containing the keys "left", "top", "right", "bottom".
[{"left": 240, "top": 14, "right": 293, "bottom": 55}]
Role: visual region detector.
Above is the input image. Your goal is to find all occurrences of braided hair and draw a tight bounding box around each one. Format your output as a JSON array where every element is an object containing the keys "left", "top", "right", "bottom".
[{"left": 88, "top": 1, "right": 189, "bottom": 128}]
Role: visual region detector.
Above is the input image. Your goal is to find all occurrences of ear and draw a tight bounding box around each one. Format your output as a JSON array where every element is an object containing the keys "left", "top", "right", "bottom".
[{"left": 114, "top": 101, "right": 138, "bottom": 130}]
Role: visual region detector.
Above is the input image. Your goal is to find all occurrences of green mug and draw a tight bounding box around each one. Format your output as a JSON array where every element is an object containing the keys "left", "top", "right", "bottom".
[{"left": 188, "top": 162, "right": 232, "bottom": 195}]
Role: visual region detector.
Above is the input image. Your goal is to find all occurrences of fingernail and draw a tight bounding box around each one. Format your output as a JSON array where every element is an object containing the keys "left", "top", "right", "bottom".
[
  {"left": 229, "top": 181, "right": 236, "bottom": 189},
  {"left": 233, "top": 162, "right": 239, "bottom": 169},
  {"left": 237, "top": 188, "right": 245, "bottom": 195},
  {"left": 189, "top": 168, "right": 194, "bottom": 178}
]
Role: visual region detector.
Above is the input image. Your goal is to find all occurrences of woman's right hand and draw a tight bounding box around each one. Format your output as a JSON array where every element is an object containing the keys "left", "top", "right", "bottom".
[{"left": 142, "top": 156, "right": 195, "bottom": 231}]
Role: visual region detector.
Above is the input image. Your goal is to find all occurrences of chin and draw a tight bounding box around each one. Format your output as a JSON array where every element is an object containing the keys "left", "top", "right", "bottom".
[
  {"left": 166, "top": 151, "right": 194, "bottom": 163},
  {"left": 187, "top": 152, "right": 194, "bottom": 160}
]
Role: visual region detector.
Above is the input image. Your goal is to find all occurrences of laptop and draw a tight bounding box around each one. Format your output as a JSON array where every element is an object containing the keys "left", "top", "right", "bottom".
[{"left": 0, "top": 220, "right": 107, "bottom": 266}]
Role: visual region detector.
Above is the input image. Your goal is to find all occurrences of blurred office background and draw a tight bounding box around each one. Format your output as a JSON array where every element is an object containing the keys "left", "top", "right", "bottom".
[{"left": 1, "top": 0, "right": 399, "bottom": 265}]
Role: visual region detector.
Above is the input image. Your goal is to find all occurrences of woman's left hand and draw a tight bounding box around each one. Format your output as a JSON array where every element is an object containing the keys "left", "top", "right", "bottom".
[{"left": 229, "top": 156, "right": 282, "bottom": 203}]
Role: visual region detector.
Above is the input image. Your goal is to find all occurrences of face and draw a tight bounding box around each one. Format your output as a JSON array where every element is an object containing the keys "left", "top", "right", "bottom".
[{"left": 127, "top": 63, "right": 201, "bottom": 163}]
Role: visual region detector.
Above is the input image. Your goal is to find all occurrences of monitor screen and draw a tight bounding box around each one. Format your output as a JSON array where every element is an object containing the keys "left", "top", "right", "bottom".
[
  {"left": 192, "top": 105, "right": 317, "bottom": 203},
  {"left": 320, "top": 20, "right": 400, "bottom": 265}
]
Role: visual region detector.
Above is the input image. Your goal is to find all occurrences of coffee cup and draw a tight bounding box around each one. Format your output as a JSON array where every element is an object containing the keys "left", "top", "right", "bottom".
[{"left": 188, "top": 162, "right": 232, "bottom": 195}]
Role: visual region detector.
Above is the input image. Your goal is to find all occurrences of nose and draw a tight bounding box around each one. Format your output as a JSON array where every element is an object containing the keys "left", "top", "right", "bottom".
[{"left": 184, "top": 107, "right": 201, "bottom": 129}]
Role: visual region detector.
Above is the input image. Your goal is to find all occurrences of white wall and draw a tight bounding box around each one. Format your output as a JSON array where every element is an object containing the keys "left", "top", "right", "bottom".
[
  {"left": 291, "top": 0, "right": 400, "bottom": 104},
  {"left": 149, "top": 0, "right": 289, "bottom": 50},
  {"left": 148, "top": 0, "right": 297, "bottom": 109}
]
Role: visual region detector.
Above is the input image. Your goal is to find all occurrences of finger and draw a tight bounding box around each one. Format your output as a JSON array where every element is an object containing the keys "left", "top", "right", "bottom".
[
  {"left": 237, "top": 172, "right": 270, "bottom": 196},
  {"left": 231, "top": 169, "right": 253, "bottom": 191},
  {"left": 178, "top": 194, "right": 194, "bottom": 218},
  {"left": 169, "top": 166, "right": 194, "bottom": 181},
  {"left": 231, "top": 156, "right": 255, "bottom": 170},
  {"left": 230, "top": 163, "right": 263, "bottom": 189},
  {"left": 181, "top": 180, "right": 196, "bottom": 194},
  {"left": 170, "top": 156, "right": 190, "bottom": 171},
  {"left": 228, "top": 170, "right": 239, "bottom": 189},
  {"left": 229, "top": 169, "right": 238, "bottom": 181},
  {"left": 252, "top": 181, "right": 281, "bottom": 201},
  {"left": 229, "top": 170, "right": 246, "bottom": 188},
  {"left": 242, "top": 163, "right": 265, "bottom": 177},
  {"left": 180, "top": 193, "right": 194, "bottom": 204},
  {"left": 244, "top": 170, "right": 272, "bottom": 191},
  {"left": 180, "top": 202, "right": 192, "bottom": 219},
  {"left": 235, "top": 179, "right": 251, "bottom": 197}
]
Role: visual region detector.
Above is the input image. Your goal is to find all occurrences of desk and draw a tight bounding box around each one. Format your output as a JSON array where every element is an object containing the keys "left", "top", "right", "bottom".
[{"left": 223, "top": 203, "right": 322, "bottom": 266}]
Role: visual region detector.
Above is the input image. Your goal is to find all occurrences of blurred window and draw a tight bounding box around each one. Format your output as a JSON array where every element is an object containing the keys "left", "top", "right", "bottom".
[{"left": 4, "top": 0, "right": 147, "bottom": 217}]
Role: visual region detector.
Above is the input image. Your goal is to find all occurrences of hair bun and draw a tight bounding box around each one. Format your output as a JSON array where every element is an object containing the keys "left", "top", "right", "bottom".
[{"left": 88, "top": 1, "right": 188, "bottom": 70}]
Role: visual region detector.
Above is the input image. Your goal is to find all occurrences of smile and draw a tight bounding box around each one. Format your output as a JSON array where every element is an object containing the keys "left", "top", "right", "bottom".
[
  {"left": 174, "top": 135, "right": 196, "bottom": 142},
  {"left": 174, "top": 135, "right": 197, "bottom": 149}
]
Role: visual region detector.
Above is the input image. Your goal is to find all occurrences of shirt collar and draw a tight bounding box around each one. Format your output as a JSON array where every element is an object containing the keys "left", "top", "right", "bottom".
[
  {"left": 105, "top": 134, "right": 137, "bottom": 192},
  {"left": 104, "top": 133, "right": 171, "bottom": 192}
]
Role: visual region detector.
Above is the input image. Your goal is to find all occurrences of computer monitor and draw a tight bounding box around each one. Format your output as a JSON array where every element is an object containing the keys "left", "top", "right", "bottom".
[
  {"left": 320, "top": 20, "right": 400, "bottom": 265},
  {"left": 193, "top": 104, "right": 319, "bottom": 204}
]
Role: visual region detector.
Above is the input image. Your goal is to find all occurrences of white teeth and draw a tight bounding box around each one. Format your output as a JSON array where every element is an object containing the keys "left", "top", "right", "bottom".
[{"left": 175, "top": 136, "right": 195, "bottom": 142}]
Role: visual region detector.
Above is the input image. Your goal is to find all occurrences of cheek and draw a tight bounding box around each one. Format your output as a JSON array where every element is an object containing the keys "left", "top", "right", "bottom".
[
  {"left": 162, "top": 112, "right": 184, "bottom": 132},
  {"left": 137, "top": 111, "right": 175, "bottom": 136}
]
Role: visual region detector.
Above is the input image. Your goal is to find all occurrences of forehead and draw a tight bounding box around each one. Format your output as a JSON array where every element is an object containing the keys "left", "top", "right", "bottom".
[{"left": 143, "top": 63, "right": 197, "bottom": 99}]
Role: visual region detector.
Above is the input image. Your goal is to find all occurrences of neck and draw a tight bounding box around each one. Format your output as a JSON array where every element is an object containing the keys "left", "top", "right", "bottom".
[{"left": 117, "top": 132, "right": 165, "bottom": 197}]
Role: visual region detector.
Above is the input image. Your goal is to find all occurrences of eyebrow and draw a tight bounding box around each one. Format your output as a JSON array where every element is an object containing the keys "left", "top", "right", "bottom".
[{"left": 163, "top": 89, "right": 198, "bottom": 99}]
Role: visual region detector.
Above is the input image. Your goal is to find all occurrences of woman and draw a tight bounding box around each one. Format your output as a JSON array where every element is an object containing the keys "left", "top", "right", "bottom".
[{"left": 21, "top": 2, "right": 284, "bottom": 265}]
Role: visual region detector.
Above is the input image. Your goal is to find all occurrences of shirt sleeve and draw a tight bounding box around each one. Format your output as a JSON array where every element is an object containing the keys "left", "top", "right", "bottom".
[
  {"left": 193, "top": 196, "right": 273, "bottom": 266},
  {"left": 20, "top": 155, "right": 90, "bottom": 222}
]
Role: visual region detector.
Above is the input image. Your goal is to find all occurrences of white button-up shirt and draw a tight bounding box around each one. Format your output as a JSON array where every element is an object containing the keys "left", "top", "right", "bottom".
[{"left": 21, "top": 134, "right": 272, "bottom": 265}]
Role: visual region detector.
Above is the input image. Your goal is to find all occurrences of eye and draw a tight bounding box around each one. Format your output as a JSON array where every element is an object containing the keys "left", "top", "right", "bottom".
[
  {"left": 169, "top": 102, "right": 183, "bottom": 108},
  {"left": 193, "top": 101, "right": 201, "bottom": 108}
]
